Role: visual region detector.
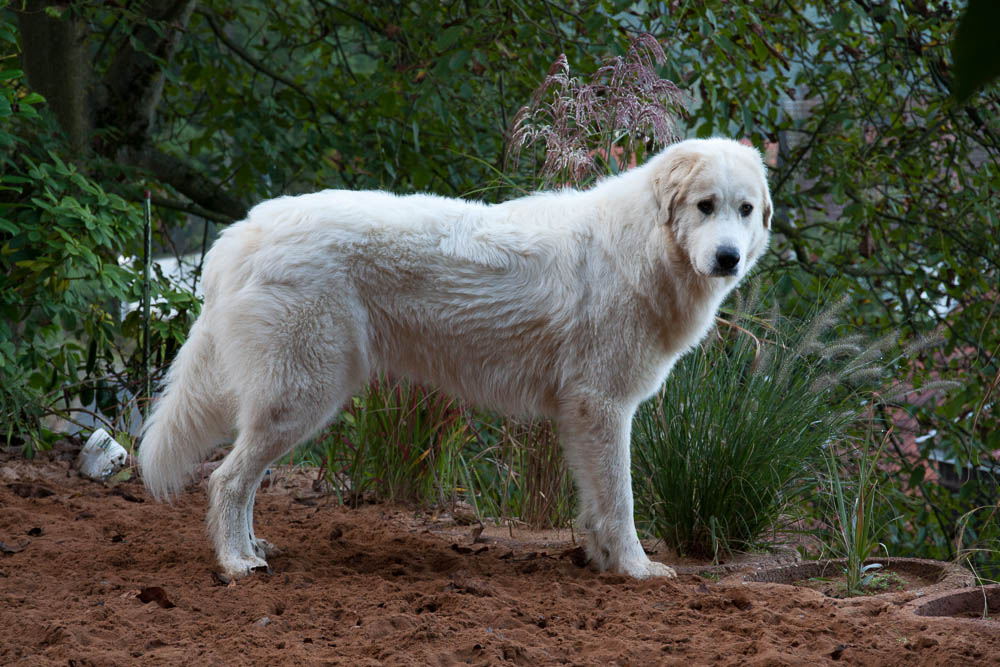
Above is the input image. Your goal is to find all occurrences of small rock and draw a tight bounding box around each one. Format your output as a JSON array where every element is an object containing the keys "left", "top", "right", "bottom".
[
  {"left": 917, "top": 636, "right": 939, "bottom": 650},
  {"left": 254, "top": 616, "right": 270, "bottom": 627}
]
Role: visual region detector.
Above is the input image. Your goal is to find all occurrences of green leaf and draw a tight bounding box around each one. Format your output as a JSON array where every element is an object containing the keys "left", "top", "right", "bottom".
[
  {"left": 85, "top": 337, "right": 98, "bottom": 376},
  {"left": 448, "top": 50, "right": 470, "bottom": 72},
  {"left": 80, "top": 381, "right": 94, "bottom": 409},
  {"left": 435, "top": 25, "right": 465, "bottom": 51},
  {"left": 831, "top": 9, "right": 850, "bottom": 31}
]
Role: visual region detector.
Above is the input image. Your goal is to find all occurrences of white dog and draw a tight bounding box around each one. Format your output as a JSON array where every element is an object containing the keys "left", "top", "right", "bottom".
[{"left": 138, "top": 137, "right": 771, "bottom": 580}]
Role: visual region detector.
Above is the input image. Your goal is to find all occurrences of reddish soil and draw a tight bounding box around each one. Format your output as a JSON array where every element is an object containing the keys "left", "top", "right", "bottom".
[{"left": 2, "top": 446, "right": 998, "bottom": 666}]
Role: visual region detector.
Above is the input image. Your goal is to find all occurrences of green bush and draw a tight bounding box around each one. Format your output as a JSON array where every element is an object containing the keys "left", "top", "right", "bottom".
[{"left": 0, "top": 17, "right": 199, "bottom": 453}]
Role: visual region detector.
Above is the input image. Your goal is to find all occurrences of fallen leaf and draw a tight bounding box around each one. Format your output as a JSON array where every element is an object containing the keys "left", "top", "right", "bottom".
[
  {"left": 560, "top": 546, "right": 589, "bottom": 568},
  {"left": 7, "top": 483, "right": 56, "bottom": 498},
  {"left": 137, "top": 586, "right": 176, "bottom": 608},
  {"left": 110, "top": 486, "right": 144, "bottom": 503}
]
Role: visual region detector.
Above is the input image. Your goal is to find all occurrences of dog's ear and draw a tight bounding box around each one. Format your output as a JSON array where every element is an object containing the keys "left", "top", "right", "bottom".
[
  {"left": 652, "top": 149, "right": 703, "bottom": 226},
  {"left": 750, "top": 145, "right": 773, "bottom": 230},
  {"left": 761, "top": 190, "right": 773, "bottom": 230}
]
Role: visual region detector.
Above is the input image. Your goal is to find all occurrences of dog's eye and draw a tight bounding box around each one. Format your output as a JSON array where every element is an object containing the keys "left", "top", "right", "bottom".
[
  {"left": 697, "top": 200, "right": 714, "bottom": 215},
  {"left": 739, "top": 203, "right": 753, "bottom": 217}
]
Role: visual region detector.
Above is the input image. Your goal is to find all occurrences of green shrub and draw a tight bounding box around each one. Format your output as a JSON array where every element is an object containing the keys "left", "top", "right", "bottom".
[{"left": 0, "top": 19, "right": 200, "bottom": 453}]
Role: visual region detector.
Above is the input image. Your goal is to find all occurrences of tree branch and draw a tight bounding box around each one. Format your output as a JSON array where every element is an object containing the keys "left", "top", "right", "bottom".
[
  {"left": 122, "top": 145, "right": 247, "bottom": 222},
  {"left": 198, "top": 8, "right": 347, "bottom": 126},
  {"left": 149, "top": 194, "right": 235, "bottom": 225}
]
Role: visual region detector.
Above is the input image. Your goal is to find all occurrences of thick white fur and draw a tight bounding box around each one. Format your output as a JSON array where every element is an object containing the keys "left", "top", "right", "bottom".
[{"left": 138, "top": 137, "right": 771, "bottom": 579}]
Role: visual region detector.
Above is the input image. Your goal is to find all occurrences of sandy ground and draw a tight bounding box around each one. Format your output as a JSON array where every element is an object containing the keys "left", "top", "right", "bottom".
[{"left": 1, "top": 445, "right": 997, "bottom": 666}]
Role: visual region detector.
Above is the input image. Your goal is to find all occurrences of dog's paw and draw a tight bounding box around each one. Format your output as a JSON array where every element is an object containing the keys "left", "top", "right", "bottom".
[
  {"left": 219, "top": 554, "right": 269, "bottom": 579},
  {"left": 251, "top": 538, "right": 279, "bottom": 559},
  {"left": 620, "top": 558, "right": 677, "bottom": 580}
]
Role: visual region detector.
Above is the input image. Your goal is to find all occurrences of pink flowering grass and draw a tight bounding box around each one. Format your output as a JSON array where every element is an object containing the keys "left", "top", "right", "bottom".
[{"left": 506, "top": 34, "right": 687, "bottom": 188}]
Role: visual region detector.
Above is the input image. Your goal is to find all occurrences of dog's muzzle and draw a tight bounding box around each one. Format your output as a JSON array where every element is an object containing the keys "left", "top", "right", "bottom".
[{"left": 711, "top": 246, "right": 740, "bottom": 277}]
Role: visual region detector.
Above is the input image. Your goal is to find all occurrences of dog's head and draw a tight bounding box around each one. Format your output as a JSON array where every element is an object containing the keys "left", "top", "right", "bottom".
[{"left": 652, "top": 138, "right": 771, "bottom": 281}]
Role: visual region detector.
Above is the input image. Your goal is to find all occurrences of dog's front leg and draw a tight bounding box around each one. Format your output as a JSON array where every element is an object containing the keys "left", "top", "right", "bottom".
[{"left": 559, "top": 397, "right": 676, "bottom": 579}]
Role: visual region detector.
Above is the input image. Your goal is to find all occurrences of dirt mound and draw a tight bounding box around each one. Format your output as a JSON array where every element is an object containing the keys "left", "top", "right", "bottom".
[{"left": 1, "top": 449, "right": 996, "bottom": 666}]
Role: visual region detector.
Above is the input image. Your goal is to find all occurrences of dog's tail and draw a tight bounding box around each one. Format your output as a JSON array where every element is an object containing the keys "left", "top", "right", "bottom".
[{"left": 138, "top": 317, "right": 231, "bottom": 502}]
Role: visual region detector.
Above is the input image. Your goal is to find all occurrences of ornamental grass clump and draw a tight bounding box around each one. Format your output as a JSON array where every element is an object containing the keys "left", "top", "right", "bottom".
[
  {"left": 318, "top": 376, "right": 473, "bottom": 507},
  {"left": 631, "top": 283, "right": 953, "bottom": 560},
  {"left": 822, "top": 415, "right": 896, "bottom": 597}
]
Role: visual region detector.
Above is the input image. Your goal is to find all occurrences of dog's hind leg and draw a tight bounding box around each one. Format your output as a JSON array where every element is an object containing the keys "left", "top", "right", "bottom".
[
  {"left": 207, "top": 429, "right": 273, "bottom": 576},
  {"left": 207, "top": 410, "right": 319, "bottom": 577},
  {"left": 558, "top": 395, "right": 677, "bottom": 580},
  {"left": 207, "top": 305, "right": 367, "bottom": 578},
  {"left": 207, "top": 385, "right": 353, "bottom": 577},
  {"left": 246, "top": 485, "right": 278, "bottom": 559}
]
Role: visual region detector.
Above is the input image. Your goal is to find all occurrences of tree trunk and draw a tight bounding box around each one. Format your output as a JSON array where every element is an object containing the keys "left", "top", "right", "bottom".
[
  {"left": 16, "top": 0, "right": 246, "bottom": 221},
  {"left": 17, "top": 1, "right": 92, "bottom": 155},
  {"left": 97, "top": 0, "right": 198, "bottom": 152}
]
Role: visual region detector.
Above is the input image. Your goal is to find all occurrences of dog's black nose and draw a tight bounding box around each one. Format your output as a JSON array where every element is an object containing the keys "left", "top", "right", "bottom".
[{"left": 715, "top": 246, "right": 740, "bottom": 273}]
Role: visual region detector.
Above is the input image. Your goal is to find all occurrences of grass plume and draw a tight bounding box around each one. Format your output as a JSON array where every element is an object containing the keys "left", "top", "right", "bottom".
[{"left": 506, "top": 34, "right": 686, "bottom": 188}]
